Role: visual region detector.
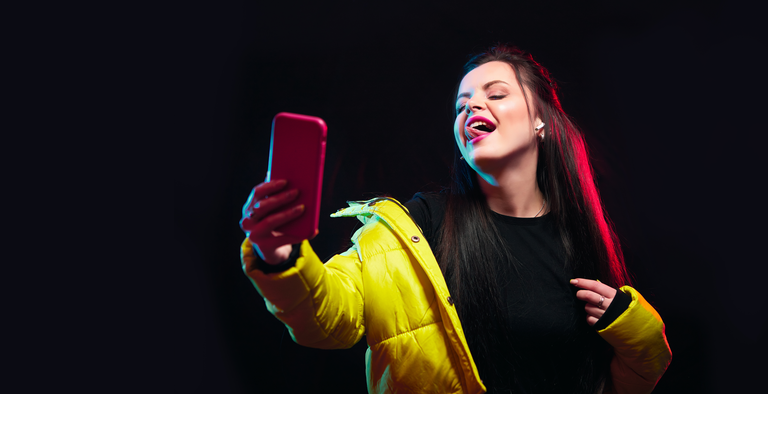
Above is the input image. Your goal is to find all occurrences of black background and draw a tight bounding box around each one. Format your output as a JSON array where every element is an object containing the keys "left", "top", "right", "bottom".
[{"left": 9, "top": 0, "right": 767, "bottom": 393}]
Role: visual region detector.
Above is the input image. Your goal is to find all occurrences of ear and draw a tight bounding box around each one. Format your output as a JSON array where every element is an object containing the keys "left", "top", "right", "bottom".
[{"left": 534, "top": 117, "right": 545, "bottom": 141}]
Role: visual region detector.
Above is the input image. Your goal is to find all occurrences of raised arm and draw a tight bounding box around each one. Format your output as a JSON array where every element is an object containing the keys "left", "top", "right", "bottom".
[
  {"left": 239, "top": 179, "right": 366, "bottom": 349},
  {"left": 241, "top": 239, "right": 366, "bottom": 349}
]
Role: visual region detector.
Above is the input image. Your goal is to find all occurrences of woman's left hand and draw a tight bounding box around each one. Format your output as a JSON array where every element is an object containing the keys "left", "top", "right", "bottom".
[{"left": 571, "top": 278, "right": 618, "bottom": 326}]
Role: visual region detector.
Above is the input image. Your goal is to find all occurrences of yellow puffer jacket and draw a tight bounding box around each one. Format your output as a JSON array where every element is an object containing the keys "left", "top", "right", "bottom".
[{"left": 241, "top": 198, "right": 672, "bottom": 393}]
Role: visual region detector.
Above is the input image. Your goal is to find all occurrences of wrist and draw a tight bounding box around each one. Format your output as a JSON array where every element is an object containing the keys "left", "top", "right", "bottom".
[{"left": 255, "top": 243, "right": 301, "bottom": 274}]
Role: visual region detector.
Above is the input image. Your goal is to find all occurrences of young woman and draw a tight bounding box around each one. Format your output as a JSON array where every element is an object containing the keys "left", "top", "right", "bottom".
[{"left": 239, "top": 45, "right": 671, "bottom": 393}]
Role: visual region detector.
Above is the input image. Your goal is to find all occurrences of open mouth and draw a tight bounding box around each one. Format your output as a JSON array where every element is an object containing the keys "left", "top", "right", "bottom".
[{"left": 464, "top": 116, "right": 497, "bottom": 141}]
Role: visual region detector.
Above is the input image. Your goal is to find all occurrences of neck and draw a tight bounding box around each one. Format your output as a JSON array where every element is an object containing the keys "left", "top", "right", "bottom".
[{"left": 476, "top": 150, "right": 546, "bottom": 218}]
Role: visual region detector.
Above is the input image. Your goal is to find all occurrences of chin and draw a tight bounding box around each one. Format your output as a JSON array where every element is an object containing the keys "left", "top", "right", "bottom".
[
  {"left": 467, "top": 153, "right": 503, "bottom": 175},
  {"left": 469, "top": 147, "right": 505, "bottom": 166},
  {"left": 474, "top": 141, "right": 533, "bottom": 165}
]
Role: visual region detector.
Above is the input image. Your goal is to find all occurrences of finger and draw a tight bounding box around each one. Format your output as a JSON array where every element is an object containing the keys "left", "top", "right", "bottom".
[
  {"left": 248, "top": 204, "right": 305, "bottom": 239},
  {"left": 575, "top": 290, "right": 613, "bottom": 310},
  {"left": 241, "top": 188, "right": 298, "bottom": 231},
  {"left": 585, "top": 304, "right": 606, "bottom": 319},
  {"left": 240, "top": 215, "right": 252, "bottom": 233},
  {"left": 570, "top": 278, "right": 617, "bottom": 298},
  {"left": 242, "top": 179, "right": 289, "bottom": 215},
  {"left": 586, "top": 315, "right": 599, "bottom": 326},
  {"left": 248, "top": 188, "right": 300, "bottom": 221}
]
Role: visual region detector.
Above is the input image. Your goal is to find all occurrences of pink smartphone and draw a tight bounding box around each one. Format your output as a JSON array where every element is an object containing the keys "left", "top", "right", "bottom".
[{"left": 266, "top": 112, "right": 327, "bottom": 242}]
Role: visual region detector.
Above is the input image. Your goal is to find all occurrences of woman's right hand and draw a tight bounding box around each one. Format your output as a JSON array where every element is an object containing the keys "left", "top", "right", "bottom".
[{"left": 239, "top": 179, "right": 308, "bottom": 265}]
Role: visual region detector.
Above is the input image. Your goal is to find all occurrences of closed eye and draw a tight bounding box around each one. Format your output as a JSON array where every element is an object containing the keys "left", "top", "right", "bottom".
[{"left": 456, "top": 95, "right": 506, "bottom": 115}]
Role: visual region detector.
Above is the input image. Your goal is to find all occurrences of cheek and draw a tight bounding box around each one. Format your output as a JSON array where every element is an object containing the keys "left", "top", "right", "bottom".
[{"left": 496, "top": 101, "right": 527, "bottom": 123}]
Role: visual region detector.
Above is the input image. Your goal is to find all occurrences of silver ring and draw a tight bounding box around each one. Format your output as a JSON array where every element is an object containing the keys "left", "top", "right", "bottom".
[{"left": 598, "top": 296, "right": 605, "bottom": 309}]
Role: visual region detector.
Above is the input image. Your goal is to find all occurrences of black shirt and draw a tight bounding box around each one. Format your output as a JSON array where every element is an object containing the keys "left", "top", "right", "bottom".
[{"left": 405, "top": 192, "right": 629, "bottom": 393}]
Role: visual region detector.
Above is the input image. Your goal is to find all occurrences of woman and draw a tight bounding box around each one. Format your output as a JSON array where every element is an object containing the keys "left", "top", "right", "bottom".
[{"left": 240, "top": 45, "right": 671, "bottom": 393}]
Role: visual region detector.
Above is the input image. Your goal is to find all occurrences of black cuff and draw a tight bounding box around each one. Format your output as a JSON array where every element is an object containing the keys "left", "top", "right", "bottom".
[
  {"left": 592, "top": 288, "right": 632, "bottom": 331},
  {"left": 253, "top": 243, "right": 302, "bottom": 274}
]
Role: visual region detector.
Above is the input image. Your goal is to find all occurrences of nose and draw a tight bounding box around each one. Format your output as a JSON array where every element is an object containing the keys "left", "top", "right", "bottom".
[{"left": 465, "top": 97, "right": 484, "bottom": 114}]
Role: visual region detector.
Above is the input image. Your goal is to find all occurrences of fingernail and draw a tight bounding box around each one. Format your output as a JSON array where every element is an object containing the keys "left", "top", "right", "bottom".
[
  {"left": 570, "top": 279, "right": 578, "bottom": 284},
  {"left": 296, "top": 204, "right": 305, "bottom": 211}
]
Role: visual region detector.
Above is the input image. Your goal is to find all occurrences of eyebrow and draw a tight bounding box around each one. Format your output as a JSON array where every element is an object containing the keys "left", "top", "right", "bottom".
[{"left": 456, "top": 80, "right": 510, "bottom": 102}]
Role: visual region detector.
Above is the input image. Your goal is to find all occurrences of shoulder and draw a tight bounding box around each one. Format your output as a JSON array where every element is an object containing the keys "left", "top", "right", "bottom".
[
  {"left": 405, "top": 191, "right": 448, "bottom": 245},
  {"left": 405, "top": 191, "right": 448, "bottom": 214}
]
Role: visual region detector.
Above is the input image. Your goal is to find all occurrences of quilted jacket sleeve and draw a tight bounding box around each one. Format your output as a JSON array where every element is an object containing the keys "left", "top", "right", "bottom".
[
  {"left": 597, "top": 286, "right": 672, "bottom": 393},
  {"left": 241, "top": 238, "right": 366, "bottom": 350}
]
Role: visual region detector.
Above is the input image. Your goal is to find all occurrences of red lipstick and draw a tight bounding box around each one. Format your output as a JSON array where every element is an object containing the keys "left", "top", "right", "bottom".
[{"left": 464, "top": 115, "right": 497, "bottom": 144}]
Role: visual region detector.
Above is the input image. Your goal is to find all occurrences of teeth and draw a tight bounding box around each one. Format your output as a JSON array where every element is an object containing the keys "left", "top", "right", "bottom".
[{"left": 468, "top": 121, "right": 492, "bottom": 129}]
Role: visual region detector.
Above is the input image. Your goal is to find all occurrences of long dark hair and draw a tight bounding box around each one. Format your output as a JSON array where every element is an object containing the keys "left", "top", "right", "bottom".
[{"left": 435, "top": 45, "right": 630, "bottom": 392}]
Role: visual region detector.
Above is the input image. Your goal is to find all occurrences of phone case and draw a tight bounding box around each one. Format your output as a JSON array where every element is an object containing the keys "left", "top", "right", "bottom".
[{"left": 267, "top": 112, "right": 327, "bottom": 242}]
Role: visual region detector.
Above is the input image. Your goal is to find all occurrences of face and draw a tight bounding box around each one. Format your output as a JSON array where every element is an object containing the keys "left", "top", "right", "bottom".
[{"left": 454, "top": 61, "right": 542, "bottom": 177}]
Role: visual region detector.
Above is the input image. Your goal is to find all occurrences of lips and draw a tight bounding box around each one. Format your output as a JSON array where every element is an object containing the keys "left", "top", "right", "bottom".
[{"left": 464, "top": 115, "right": 497, "bottom": 142}]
